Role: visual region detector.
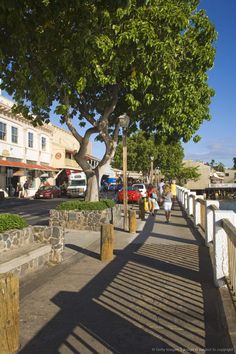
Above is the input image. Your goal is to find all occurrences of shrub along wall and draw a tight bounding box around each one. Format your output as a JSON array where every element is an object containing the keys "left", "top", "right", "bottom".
[
  {"left": 50, "top": 201, "right": 122, "bottom": 231},
  {"left": 0, "top": 214, "right": 28, "bottom": 233}
]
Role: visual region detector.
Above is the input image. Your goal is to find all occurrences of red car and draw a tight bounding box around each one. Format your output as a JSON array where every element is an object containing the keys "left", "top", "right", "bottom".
[
  {"left": 35, "top": 186, "right": 61, "bottom": 199},
  {"left": 117, "top": 187, "right": 142, "bottom": 203}
]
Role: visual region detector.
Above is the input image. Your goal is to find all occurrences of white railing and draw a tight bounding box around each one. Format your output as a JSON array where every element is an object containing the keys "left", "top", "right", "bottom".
[
  {"left": 177, "top": 186, "right": 236, "bottom": 292},
  {"left": 208, "top": 183, "right": 236, "bottom": 188}
]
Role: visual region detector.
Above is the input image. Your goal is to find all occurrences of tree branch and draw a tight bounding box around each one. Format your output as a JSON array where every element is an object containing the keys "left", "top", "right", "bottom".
[
  {"left": 78, "top": 127, "right": 98, "bottom": 157},
  {"left": 64, "top": 95, "right": 83, "bottom": 144},
  {"left": 102, "top": 85, "right": 119, "bottom": 122},
  {"left": 78, "top": 95, "right": 97, "bottom": 126}
]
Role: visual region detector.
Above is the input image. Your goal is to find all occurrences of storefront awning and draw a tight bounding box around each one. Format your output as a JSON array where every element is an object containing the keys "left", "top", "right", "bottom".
[
  {"left": 0, "top": 159, "right": 58, "bottom": 172},
  {"left": 13, "top": 169, "right": 26, "bottom": 177}
]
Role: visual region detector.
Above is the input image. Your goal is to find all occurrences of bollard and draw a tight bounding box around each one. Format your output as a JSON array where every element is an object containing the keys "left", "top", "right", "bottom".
[
  {"left": 139, "top": 200, "right": 145, "bottom": 221},
  {"left": 129, "top": 210, "right": 137, "bottom": 233},
  {"left": 0, "top": 273, "right": 19, "bottom": 354},
  {"left": 100, "top": 224, "right": 114, "bottom": 261}
]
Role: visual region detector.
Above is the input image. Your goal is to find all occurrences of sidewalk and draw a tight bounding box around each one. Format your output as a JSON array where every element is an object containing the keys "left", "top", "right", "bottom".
[{"left": 19, "top": 204, "right": 236, "bottom": 353}]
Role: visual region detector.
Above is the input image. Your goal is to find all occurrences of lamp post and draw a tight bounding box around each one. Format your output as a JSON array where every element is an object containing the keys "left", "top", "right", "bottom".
[
  {"left": 150, "top": 156, "right": 154, "bottom": 184},
  {"left": 154, "top": 166, "right": 160, "bottom": 187},
  {"left": 118, "top": 113, "right": 130, "bottom": 231}
]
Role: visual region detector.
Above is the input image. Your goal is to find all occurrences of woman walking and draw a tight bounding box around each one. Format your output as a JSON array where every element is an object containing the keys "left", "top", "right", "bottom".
[{"left": 162, "top": 184, "right": 173, "bottom": 223}]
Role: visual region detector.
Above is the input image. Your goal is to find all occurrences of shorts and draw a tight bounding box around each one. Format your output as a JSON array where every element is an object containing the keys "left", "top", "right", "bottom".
[{"left": 163, "top": 202, "right": 172, "bottom": 211}]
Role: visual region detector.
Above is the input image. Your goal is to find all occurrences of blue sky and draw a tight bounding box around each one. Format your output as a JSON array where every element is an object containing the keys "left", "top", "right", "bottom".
[
  {"left": 183, "top": 0, "right": 236, "bottom": 168},
  {"left": 2, "top": 0, "right": 235, "bottom": 168}
]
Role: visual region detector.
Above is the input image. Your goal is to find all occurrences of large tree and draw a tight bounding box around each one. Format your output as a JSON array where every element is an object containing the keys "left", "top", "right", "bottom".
[
  {"left": 0, "top": 0, "right": 217, "bottom": 200},
  {"left": 113, "top": 131, "right": 184, "bottom": 178}
]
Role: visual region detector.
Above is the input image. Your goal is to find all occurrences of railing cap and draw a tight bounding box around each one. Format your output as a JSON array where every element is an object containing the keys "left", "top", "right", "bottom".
[
  {"left": 208, "top": 204, "right": 219, "bottom": 211},
  {"left": 222, "top": 218, "right": 236, "bottom": 244}
]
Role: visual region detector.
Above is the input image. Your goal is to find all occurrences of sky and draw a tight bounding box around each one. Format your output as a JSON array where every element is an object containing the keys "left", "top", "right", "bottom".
[
  {"left": 1, "top": 0, "right": 235, "bottom": 168},
  {"left": 183, "top": 0, "right": 236, "bottom": 168}
]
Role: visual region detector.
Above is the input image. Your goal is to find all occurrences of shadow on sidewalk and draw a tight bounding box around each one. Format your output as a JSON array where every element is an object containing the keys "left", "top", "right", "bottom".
[
  {"left": 65, "top": 243, "right": 100, "bottom": 260},
  {"left": 19, "top": 204, "right": 233, "bottom": 353}
]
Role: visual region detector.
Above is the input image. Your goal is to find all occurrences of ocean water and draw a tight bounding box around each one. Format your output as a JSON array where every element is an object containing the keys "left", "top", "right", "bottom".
[{"left": 219, "top": 200, "right": 236, "bottom": 213}]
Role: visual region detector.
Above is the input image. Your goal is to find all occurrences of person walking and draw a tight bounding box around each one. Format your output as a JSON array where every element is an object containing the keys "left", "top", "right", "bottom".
[
  {"left": 162, "top": 184, "right": 173, "bottom": 223},
  {"left": 23, "top": 180, "right": 29, "bottom": 197},
  {"left": 147, "top": 184, "right": 159, "bottom": 216},
  {"left": 158, "top": 178, "right": 165, "bottom": 195},
  {"left": 170, "top": 179, "right": 177, "bottom": 209}
]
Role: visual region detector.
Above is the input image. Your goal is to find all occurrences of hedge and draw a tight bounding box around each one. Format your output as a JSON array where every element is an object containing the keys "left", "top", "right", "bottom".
[
  {"left": 0, "top": 214, "right": 28, "bottom": 233},
  {"left": 56, "top": 199, "right": 115, "bottom": 211}
]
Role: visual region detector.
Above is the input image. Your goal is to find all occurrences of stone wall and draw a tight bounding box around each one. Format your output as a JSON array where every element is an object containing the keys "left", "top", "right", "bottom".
[
  {"left": 0, "top": 225, "right": 64, "bottom": 264},
  {"left": 49, "top": 205, "right": 122, "bottom": 231}
]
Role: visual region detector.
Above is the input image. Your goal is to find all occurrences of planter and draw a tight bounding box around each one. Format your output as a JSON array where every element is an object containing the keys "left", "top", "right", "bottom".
[{"left": 49, "top": 205, "right": 122, "bottom": 231}]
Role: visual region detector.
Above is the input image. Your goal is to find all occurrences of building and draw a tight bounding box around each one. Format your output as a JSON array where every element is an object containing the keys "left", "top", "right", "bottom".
[
  {"left": 183, "top": 160, "right": 211, "bottom": 191},
  {"left": 50, "top": 125, "right": 99, "bottom": 186},
  {"left": 0, "top": 95, "right": 56, "bottom": 197},
  {"left": 224, "top": 169, "right": 236, "bottom": 183},
  {"left": 0, "top": 95, "right": 101, "bottom": 196}
]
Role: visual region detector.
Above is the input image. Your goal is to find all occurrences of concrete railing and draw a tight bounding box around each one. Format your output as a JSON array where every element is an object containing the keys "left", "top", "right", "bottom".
[{"left": 177, "top": 185, "right": 236, "bottom": 291}]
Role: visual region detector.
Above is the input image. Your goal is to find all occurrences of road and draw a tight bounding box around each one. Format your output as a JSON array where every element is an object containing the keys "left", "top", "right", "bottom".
[{"left": 0, "top": 197, "right": 67, "bottom": 225}]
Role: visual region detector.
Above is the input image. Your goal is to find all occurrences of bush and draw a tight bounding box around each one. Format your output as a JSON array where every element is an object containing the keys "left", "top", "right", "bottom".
[
  {"left": 0, "top": 214, "right": 28, "bottom": 233},
  {"left": 56, "top": 199, "right": 115, "bottom": 211}
]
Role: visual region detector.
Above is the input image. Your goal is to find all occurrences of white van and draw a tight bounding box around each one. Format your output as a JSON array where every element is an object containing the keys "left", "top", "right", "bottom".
[
  {"left": 67, "top": 172, "right": 87, "bottom": 198},
  {"left": 132, "top": 183, "right": 147, "bottom": 197}
]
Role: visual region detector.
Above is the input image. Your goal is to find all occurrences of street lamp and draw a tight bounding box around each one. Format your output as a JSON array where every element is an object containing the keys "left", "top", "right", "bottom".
[
  {"left": 150, "top": 156, "right": 154, "bottom": 184},
  {"left": 118, "top": 113, "right": 130, "bottom": 231}
]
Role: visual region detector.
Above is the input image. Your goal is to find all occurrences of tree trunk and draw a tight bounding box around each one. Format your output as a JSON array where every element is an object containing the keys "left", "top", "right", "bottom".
[
  {"left": 85, "top": 160, "right": 112, "bottom": 202},
  {"left": 85, "top": 172, "right": 99, "bottom": 202}
]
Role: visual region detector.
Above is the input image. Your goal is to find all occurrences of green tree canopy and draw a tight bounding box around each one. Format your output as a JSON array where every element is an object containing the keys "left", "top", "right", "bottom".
[
  {"left": 232, "top": 158, "right": 236, "bottom": 170},
  {"left": 0, "top": 0, "right": 217, "bottom": 200},
  {"left": 175, "top": 164, "right": 200, "bottom": 186},
  {"left": 113, "top": 130, "right": 184, "bottom": 177}
]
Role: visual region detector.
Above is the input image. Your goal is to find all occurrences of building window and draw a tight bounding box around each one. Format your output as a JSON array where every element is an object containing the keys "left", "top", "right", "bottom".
[
  {"left": 41, "top": 137, "right": 46, "bottom": 151},
  {"left": 65, "top": 151, "right": 74, "bottom": 160},
  {"left": 28, "top": 132, "right": 33, "bottom": 148},
  {"left": 0, "top": 122, "right": 6, "bottom": 141},
  {"left": 6, "top": 157, "right": 22, "bottom": 162},
  {"left": 225, "top": 173, "right": 229, "bottom": 177},
  {"left": 11, "top": 126, "right": 18, "bottom": 144},
  {"left": 26, "top": 160, "right": 37, "bottom": 164}
]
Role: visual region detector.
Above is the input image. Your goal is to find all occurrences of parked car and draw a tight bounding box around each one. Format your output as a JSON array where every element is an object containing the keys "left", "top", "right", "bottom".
[
  {"left": 117, "top": 187, "right": 142, "bottom": 203},
  {"left": 108, "top": 183, "right": 118, "bottom": 192},
  {"left": 35, "top": 185, "right": 61, "bottom": 199},
  {"left": 132, "top": 183, "right": 147, "bottom": 197}
]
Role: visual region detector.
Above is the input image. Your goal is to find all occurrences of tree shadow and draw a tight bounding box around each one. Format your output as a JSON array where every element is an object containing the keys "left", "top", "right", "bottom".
[
  {"left": 65, "top": 243, "right": 100, "bottom": 260},
  {"left": 19, "top": 204, "right": 234, "bottom": 353}
]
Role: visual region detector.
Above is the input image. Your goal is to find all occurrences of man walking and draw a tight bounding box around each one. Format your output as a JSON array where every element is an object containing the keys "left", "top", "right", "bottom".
[{"left": 23, "top": 180, "right": 29, "bottom": 197}]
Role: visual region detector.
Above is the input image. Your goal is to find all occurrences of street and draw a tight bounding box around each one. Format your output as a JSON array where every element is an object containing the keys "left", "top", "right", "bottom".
[{"left": 0, "top": 197, "right": 67, "bottom": 225}]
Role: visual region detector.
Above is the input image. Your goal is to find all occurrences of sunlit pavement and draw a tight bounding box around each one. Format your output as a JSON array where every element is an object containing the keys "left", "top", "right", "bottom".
[{"left": 18, "top": 202, "right": 236, "bottom": 353}]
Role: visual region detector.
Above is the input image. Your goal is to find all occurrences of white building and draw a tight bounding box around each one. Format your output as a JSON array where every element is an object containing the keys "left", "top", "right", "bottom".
[
  {"left": 0, "top": 95, "right": 55, "bottom": 197},
  {"left": 0, "top": 95, "right": 101, "bottom": 197}
]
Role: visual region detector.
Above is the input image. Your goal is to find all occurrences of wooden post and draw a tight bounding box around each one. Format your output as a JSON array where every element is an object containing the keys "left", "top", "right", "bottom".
[
  {"left": 0, "top": 273, "right": 19, "bottom": 354},
  {"left": 123, "top": 132, "right": 129, "bottom": 231},
  {"left": 100, "top": 224, "right": 114, "bottom": 261},
  {"left": 139, "top": 200, "right": 145, "bottom": 221},
  {"left": 129, "top": 210, "right": 137, "bottom": 233}
]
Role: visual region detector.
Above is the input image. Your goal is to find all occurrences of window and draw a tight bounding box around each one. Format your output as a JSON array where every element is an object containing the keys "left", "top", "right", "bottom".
[
  {"left": 41, "top": 137, "right": 46, "bottom": 151},
  {"left": 11, "top": 126, "right": 18, "bottom": 144},
  {"left": 65, "top": 151, "right": 74, "bottom": 160},
  {"left": 225, "top": 173, "right": 229, "bottom": 177},
  {"left": 26, "top": 160, "right": 37, "bottom": 164},
  {"left": 28, "top": 132, "right": 33, "bottom": 148},
  {"left": 0, "top": 122, "right": 6, "bottom": 140}
]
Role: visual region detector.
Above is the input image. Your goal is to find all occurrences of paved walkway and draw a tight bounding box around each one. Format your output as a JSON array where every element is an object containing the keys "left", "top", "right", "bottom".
[{"left": 19, "top": 203, "right": 236, "bottom": 353}]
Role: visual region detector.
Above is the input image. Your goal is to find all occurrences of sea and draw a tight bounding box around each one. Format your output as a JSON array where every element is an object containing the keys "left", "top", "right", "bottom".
[{"left": 220, "top": 200, "right": 236, "bottom": 213}]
